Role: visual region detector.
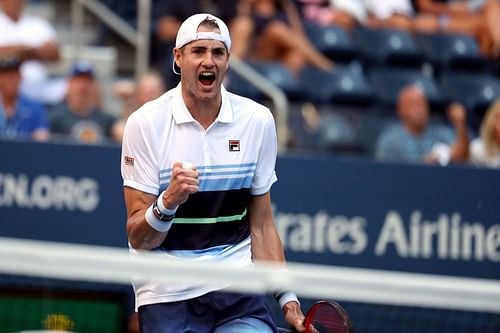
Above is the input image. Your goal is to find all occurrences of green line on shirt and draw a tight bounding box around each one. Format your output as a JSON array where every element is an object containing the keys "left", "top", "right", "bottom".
[{"left": 173, "top": 209, "right": 247, "bottom": 224}]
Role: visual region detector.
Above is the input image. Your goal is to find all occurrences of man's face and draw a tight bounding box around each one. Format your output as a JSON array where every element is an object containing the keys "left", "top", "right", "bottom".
[
  {"left": 0, "top": 0, "right": 24, "bottom": 21},
  {"left": 399, "top": 87, "right": 429, "bottom": 132},
  {"left": 174, "top": 26, "right": 230, "bottom": 102},
  {"left": 0, "top": 69, "right": 21, "bottom": 100},
  {"left": 67, "top": 74, "right": 96, "bottom": 112}
]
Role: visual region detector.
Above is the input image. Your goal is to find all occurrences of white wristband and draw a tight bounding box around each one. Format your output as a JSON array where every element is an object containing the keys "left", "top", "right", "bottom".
[
  {"left": 278, "top": 292, "right": 300, "bottom": 309},
  {"left": 156, "top": 190, "right": 178, "bottom": 216},
  {"left": 145, "top": 204, "right": 172, "bottom": 233}
]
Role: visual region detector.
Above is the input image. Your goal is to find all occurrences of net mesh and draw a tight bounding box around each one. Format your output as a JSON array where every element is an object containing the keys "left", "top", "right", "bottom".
[{"left": 0, "top": 237, "right": 499, "bottom": 333}]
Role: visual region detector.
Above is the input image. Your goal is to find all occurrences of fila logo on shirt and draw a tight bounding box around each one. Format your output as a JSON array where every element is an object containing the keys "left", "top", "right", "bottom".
[
  {"left": 124, "top": 155, "right": 135, "bottom": 166},
  {"left": 229, "top": 140, "right": 240, "bottom": 152}
]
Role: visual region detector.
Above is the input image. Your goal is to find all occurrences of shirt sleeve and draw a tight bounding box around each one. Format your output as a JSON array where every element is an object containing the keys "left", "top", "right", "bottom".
[
  {"left": 121, "top": 112, "right": 160, "bottom": 196},
  {"left": 251, "top": 108, "right": 278, "bottom": 195}
]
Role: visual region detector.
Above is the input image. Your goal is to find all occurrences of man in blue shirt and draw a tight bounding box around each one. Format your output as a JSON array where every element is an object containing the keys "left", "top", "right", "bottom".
[
  {"left": 375, "top": 84, "right": 469, "bottom": 165},
  {"left": 0, "top": 56, "right": 49, "bottom": 141}
]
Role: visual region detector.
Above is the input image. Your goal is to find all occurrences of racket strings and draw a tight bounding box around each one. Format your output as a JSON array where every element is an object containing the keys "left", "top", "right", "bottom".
[{"left": 309, "top": 305, "right": 350, "bottom": 333}]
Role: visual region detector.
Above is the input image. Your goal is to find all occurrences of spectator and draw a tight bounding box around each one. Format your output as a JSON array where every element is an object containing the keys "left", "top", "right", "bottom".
[
  {"left": 470, "top": 99, "right": 500, "bottom": 168},
  {"left": 296, "top": 0, "right": 365, "bottom": 31},
  {"left": 375, "top": 84, "right": 469, "bottom": 165},
  {"left": 0, "top": 55, "right": 49, "bottom": 142},
  {"left": 413, "top": 0, "right": 500, "bottom": 57},
  {"left": 297, "top": 0, "right": 418, "bottom": 32},
  {"left": 231, "top": 0, "right": 334, "bottom": 75},
  {"left": 49, "top": 61, "right": 117, "bottom": 144},
  {"left": 0, "top": 0, "right": 66, "bottom": 104},
  {"left": 111, "top": 71, "right": 166, "bottom": 143},
  {"left": 364, "top": 0, "right": 416, "bottom": 32},
  {"left": 155, "top": 0, "right": 238, "bottom": 87}
]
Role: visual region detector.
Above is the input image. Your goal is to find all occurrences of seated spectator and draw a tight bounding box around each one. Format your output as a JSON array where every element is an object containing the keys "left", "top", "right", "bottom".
[
  {"left": 413, "top": 0, "right": 500, "bottom": 57},
  {"left": 296, "top": 0, "right": 365, "bottom": 31},
  {"left": 231, "top": 0, "right": 334, "bottom": 75},
  {"left": 375, "top": 84, "right": 469, "bottom": 165},
  {"left": 297, "top": 0, "right": 417, "bottom": 32},
  {"left": 0, "top": 55, "right": 49, "bottom": 142},
  {"left": 470, "top": 99, "right": 500, "bottom": 168},
  {"left": 0, "top": 0, "right": 66, "bottom": 104},
  {"left": 111, "top": 71, "right": 166, "bottom": 143},
  {"left": 49, "top": 61, "right": 117, "bottom": 144},
  {"left": 364, "top": 0, "right": 416, "bottom": 32}
]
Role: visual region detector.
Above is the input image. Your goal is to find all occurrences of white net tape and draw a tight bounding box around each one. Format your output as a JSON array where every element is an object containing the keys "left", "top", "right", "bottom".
[{"left": 1, "top": 237, "right": 499, "bottom": 314}]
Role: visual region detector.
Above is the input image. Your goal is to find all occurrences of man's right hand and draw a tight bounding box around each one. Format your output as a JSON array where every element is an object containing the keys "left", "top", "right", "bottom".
[{"left": 162, "top": 162, "right": 199, "bottom": 209}]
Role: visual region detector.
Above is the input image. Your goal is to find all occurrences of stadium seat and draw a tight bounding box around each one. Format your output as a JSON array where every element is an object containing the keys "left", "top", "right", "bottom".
[
  {"left": 440, "top": 71, "right": 500, "bottom": 132},
  {"left": 226, "top": 61, "right": 304, "bottom": 102},
  {"left": 352, "top": 27, "right": 425, "bottom": 68},
  {"left": 305, "top": 24, "right": 358, "bottom": 63},
  {"left": 251, "top": 61, "right": 305, "bottom": 102},
  {"left": 225, "top": 68, "right": 262, "bottom": 102},
  {"left": 369, "top": 66, "right": 449, "bottom": 112},
  {"left": 414, "top": 32, "right": 489, "bottom": 73},
  {"left": 299, "top": 62, "right": 375, "bottom": 106}
]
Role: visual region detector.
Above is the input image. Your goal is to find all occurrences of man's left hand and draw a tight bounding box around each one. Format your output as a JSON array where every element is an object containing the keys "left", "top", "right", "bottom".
[{"left": 283, "top": 301, "right": 306, "bottom": 332}]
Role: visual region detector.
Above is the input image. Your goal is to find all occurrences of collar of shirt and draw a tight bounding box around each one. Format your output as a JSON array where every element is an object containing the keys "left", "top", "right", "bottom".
[{"left": 171, "top": 83, "right": 233, "bottom": 125}]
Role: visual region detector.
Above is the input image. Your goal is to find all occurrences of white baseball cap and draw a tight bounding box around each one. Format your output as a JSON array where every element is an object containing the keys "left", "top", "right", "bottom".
[{"left": 173, "top": 13, "right": 231, "bottom": 75}]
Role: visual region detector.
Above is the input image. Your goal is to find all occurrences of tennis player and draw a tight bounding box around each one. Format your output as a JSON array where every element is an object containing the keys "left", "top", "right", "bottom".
[{"left": 121, "top": 13, "right": 305, "bottom": 333}]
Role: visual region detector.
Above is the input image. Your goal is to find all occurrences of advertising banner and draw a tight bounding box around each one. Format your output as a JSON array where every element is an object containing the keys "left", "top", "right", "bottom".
[{"left": 1, "top": 141, "right": 499, "bottom": 279}]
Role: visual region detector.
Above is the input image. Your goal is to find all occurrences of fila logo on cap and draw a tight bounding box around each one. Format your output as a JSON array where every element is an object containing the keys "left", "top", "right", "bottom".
[{"left": 229, "top": 140, "right": 240, "bottom": 152}]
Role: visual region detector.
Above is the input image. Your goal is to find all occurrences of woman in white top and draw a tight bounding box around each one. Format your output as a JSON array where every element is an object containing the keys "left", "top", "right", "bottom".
[{"left": 470, "top": 99, "right": 500, "bottom": 168}]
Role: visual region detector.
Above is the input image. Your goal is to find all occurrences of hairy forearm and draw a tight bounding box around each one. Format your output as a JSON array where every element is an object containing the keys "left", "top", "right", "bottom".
[
  {"left": 127, "top": 211, "right": 168, "bottom": 250},
  {"left": 417, "top": 0, "right": 451, "bottom": 15},
  {"left": 0, "top": 43, "right": 60, "bottom": 61},
  {"left": 124, "top": 188, "right": 168, "bottom": 250},
  {"left": 251, "top": 222, "right": 286, "bottom": 263}
]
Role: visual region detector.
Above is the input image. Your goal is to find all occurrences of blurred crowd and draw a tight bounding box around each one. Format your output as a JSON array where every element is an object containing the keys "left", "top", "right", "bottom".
[{"left": 0, "top": 0, "right": 499, "bottom": 169}]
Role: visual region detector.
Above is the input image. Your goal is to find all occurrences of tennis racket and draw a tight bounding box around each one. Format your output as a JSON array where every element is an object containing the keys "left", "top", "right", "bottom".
[{"left": 278, "top": 300, "right": 354, "bottom": 333}]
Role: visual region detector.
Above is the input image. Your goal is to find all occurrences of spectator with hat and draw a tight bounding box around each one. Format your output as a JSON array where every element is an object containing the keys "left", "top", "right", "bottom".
[
  {"left": 49, "top": 61, "right": 117, "bottom": 144},
  {"left": 0, "top": 55, "right": 49, "bottom": 141}
]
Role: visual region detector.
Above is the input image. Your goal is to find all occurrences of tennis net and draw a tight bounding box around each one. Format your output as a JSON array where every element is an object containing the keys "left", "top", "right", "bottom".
[{"left": 0, "top": 237, "right": 499, "bottom": 333}]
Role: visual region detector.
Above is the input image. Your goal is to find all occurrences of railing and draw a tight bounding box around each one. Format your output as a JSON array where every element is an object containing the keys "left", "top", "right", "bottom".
[
  {"left": 71, "top": 0, "right": 150, "bottom": 79},
  {"left": 230, "top": 57, "right": 290, "bottom": 151},
  {"left": 70, "top": 0, "right": 289, "bottom": 150}
]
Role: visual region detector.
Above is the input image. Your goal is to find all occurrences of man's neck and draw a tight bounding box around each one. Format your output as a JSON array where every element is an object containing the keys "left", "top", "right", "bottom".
[
  {"left": 405, "top": 123, "right": 426, "bottom": 136},
  {"left": 183, "top": 93, "right": 222, "bottom": 130}
]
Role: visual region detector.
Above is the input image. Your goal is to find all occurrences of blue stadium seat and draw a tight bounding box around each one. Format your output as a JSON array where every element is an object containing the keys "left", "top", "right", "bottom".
[
  {"left": 251, "top": 61, "right": 305, "bottom": 101},
  {"left": 414, "top": 32, "right": 489, "bottom": 72},
  {"left": 369, "top": 66, "right": 449, "bottom": 112},
  {"left": 226, "top": 61, "right": 304, "bottom": 102},
  {"left": 352, "top": 27, "right": 425, "bottom": 68},
  {"left": 440, "top": 71, "right": 500, "bottom": 131},
  {"left": 225, "top": 68, "right": 262, "bottom": 102},
  {"left": 299, "top": 62, "right": 375, "bottom": 106},
  {"left": 305, "top": 24, "right": 358, "bottom": 63}
]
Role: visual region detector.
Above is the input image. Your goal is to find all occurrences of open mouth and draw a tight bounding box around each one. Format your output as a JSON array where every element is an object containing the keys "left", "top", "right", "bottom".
[{"left": 198, "top": 71, "right": 216, "bottom": 86}]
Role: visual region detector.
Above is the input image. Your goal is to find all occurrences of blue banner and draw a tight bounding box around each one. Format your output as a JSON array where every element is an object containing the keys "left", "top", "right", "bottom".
[
  {"left": 274, "top": 155, "right": 500, "bottom": 280},
  {"left": 1, "top": 141, "right": 499, "bottom": 280},
  {"left": 0, "top": 140, "right": 127, "bottom": 247}
]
